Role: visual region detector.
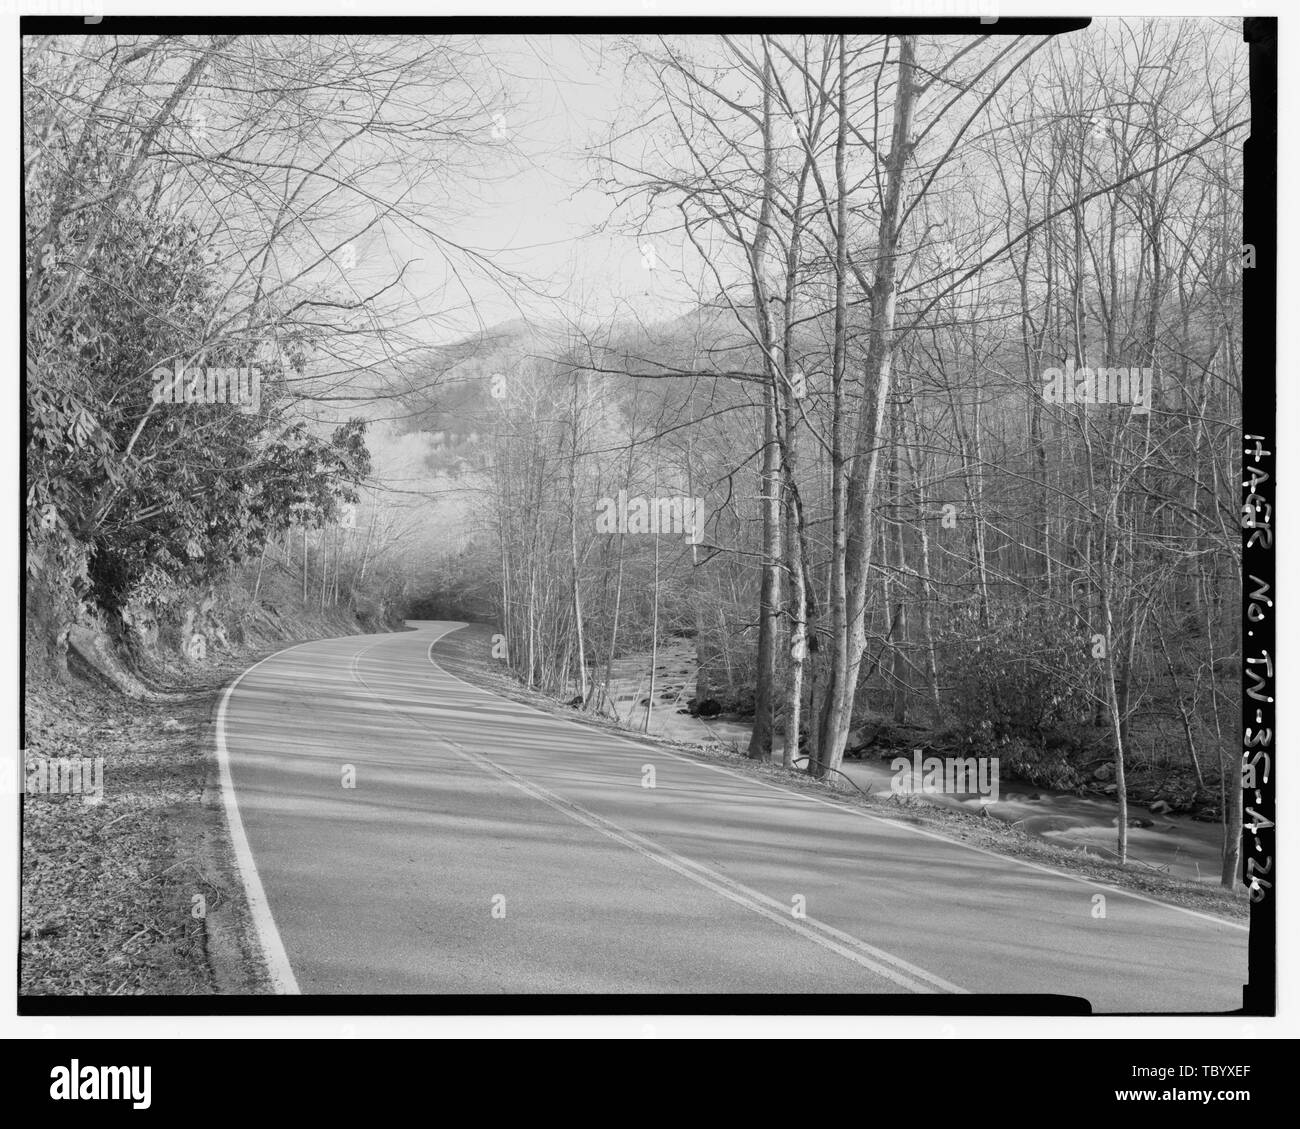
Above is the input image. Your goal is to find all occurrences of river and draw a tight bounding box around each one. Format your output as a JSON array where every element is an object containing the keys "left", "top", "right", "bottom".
[{"left": 599, "top": 642, "right": 1230, "bottom": 884}]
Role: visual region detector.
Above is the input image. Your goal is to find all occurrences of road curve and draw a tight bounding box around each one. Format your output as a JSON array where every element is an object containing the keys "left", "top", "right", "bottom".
[{"left": 218, "top": 621, "right": 1248, "bottom": 1008}]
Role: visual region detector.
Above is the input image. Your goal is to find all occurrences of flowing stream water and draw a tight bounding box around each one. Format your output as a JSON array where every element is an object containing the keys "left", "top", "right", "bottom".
[{"left": 598, "top": 643, "right": 1230, "bottom": 884}]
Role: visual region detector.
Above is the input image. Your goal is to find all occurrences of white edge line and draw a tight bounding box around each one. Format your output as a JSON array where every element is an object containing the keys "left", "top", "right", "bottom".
[
  {"left": 420, "top": 623, "right": 1248, "bottom": 935},
  {"left": 215, "top": 640, "right": 314, "bottom": 995}
]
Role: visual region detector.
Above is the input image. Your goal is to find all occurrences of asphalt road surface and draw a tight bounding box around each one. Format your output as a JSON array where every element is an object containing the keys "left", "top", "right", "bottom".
[{"left": 217, "top": 621, "right": 1248, "bottom": 1008}]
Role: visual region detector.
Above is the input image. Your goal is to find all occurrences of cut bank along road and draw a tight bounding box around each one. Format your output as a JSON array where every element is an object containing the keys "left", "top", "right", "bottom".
[{"left": 217, "top": 621, "right": 1248, "bottom": 1007}]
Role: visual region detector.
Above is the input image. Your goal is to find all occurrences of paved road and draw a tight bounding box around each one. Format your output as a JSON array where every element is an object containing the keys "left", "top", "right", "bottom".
[{"left": 218, "top": 621, "right": 1248, "bottom": 1008}]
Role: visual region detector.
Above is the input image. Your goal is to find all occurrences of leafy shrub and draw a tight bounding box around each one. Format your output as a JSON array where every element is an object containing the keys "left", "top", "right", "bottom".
[{"left": 941, "top": 604, "right": 1095, "bottom": 757}]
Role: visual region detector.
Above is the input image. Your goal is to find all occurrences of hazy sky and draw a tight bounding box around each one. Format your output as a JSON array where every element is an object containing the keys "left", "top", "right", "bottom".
[
  {"left": 312, "top": 22, "right": 1247, "bottom": 351},
  {"left": 399, "top": 35, "right": 700, "bottom": 342}
]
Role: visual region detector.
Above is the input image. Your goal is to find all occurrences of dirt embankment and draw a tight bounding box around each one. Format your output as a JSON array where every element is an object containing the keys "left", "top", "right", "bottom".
[{"left": 21, "top": 577, "right": 397, "bottom": 998}]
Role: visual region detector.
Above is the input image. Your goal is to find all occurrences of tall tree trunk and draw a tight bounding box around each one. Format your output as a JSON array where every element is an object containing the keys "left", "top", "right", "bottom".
[
  {"left": 749, "top": 383, "right": 781, "bottom": 759},
  {"left": 568, "top": 380, "right": 589, "bottom": 705},
  {"left": 1154, "top": 618, "right": 1205, "bottom": 789},
  {"left": 747, "top": 50, "right": 782, "bottom": 761},
  {"left": 1204, "top": 564, "right": 1240, "bottom": 887},
  {"left": 888, "top": 396, "right": 909, "bottom": 725},
  {"left": 813, "top": 34, "right": 918, "bottom": 779},
  {"left": 251, "top": 539, "right": 269, "bottom": 605},
  {"left": 903, "top": 386, "right": 943, "bottom": 726},
  {"left": 645, "top": 526, "right": 660, "bottom": 733},
  {"left": 604, "top": 533, "right": 626, "bottom": 719},
  {"left": 808, "top": 37, "right": 854, "bottom": 777}
]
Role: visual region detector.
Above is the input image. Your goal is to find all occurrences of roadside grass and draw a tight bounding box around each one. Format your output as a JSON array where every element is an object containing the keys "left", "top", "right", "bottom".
[{"left": 430, "top": 623, "right": 1250, "bottom": 924}]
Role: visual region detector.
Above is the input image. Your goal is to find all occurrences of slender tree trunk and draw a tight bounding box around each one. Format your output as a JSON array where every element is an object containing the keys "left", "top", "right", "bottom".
[
  {"left": 351, "top": 504, "right": 377, "bottom": 602},
  {"left": 645, "top": 523, "right": 660, "bottom": 734},
  {"left": 814, "top": 34, "right": 918, "bottom": 779},
  {"left": 1096, "top": 515, "right": 1128, "bottom": 866},
  {"left": 1155, "top": 618, "right": 1205, "bottom": 789},
  {"left": 749, "top": 383, "right": 782, "bottom": 758},
  {"left": 783, "top": 497, "right": 806, "bottom": 769},
  {"left": 808, "top": 37, "right": 854, "bottom": 777},
  {"left": 903, "top": 388, "right": 942, "bottom": 726},
  {"left": 568, "top": 381, "right": 589, "bottom": 705},
  {"left": 1204, "top": 564, "right": 1241, "bottom": 887},
  {"left": 604, "top": 533, "right": 625, "bottom": 719},
  {"left": 251, "top": 539, "right": 269, "bottom": 605},
  {"left": 332, "top": 526, "right": 342, "bottom": 605},
  {"left": 888, "top": 397, "right": 909, "bottom": 725},
  {"left": 747, "top": 52, "right": 781, "bottom": 761}
]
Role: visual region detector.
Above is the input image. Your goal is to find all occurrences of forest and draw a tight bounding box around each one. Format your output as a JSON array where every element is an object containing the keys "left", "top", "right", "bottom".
[
  {"left": 25, "top": 25, "right": 1248, "bottom": 891},
  {"left": 409, "top": 26, "right": 1247, "bottom": 880}
]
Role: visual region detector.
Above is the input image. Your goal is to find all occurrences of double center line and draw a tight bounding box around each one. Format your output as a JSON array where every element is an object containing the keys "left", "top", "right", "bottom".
[{"left": 346, "top": 635, "right": 967, "bottom": 995}]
